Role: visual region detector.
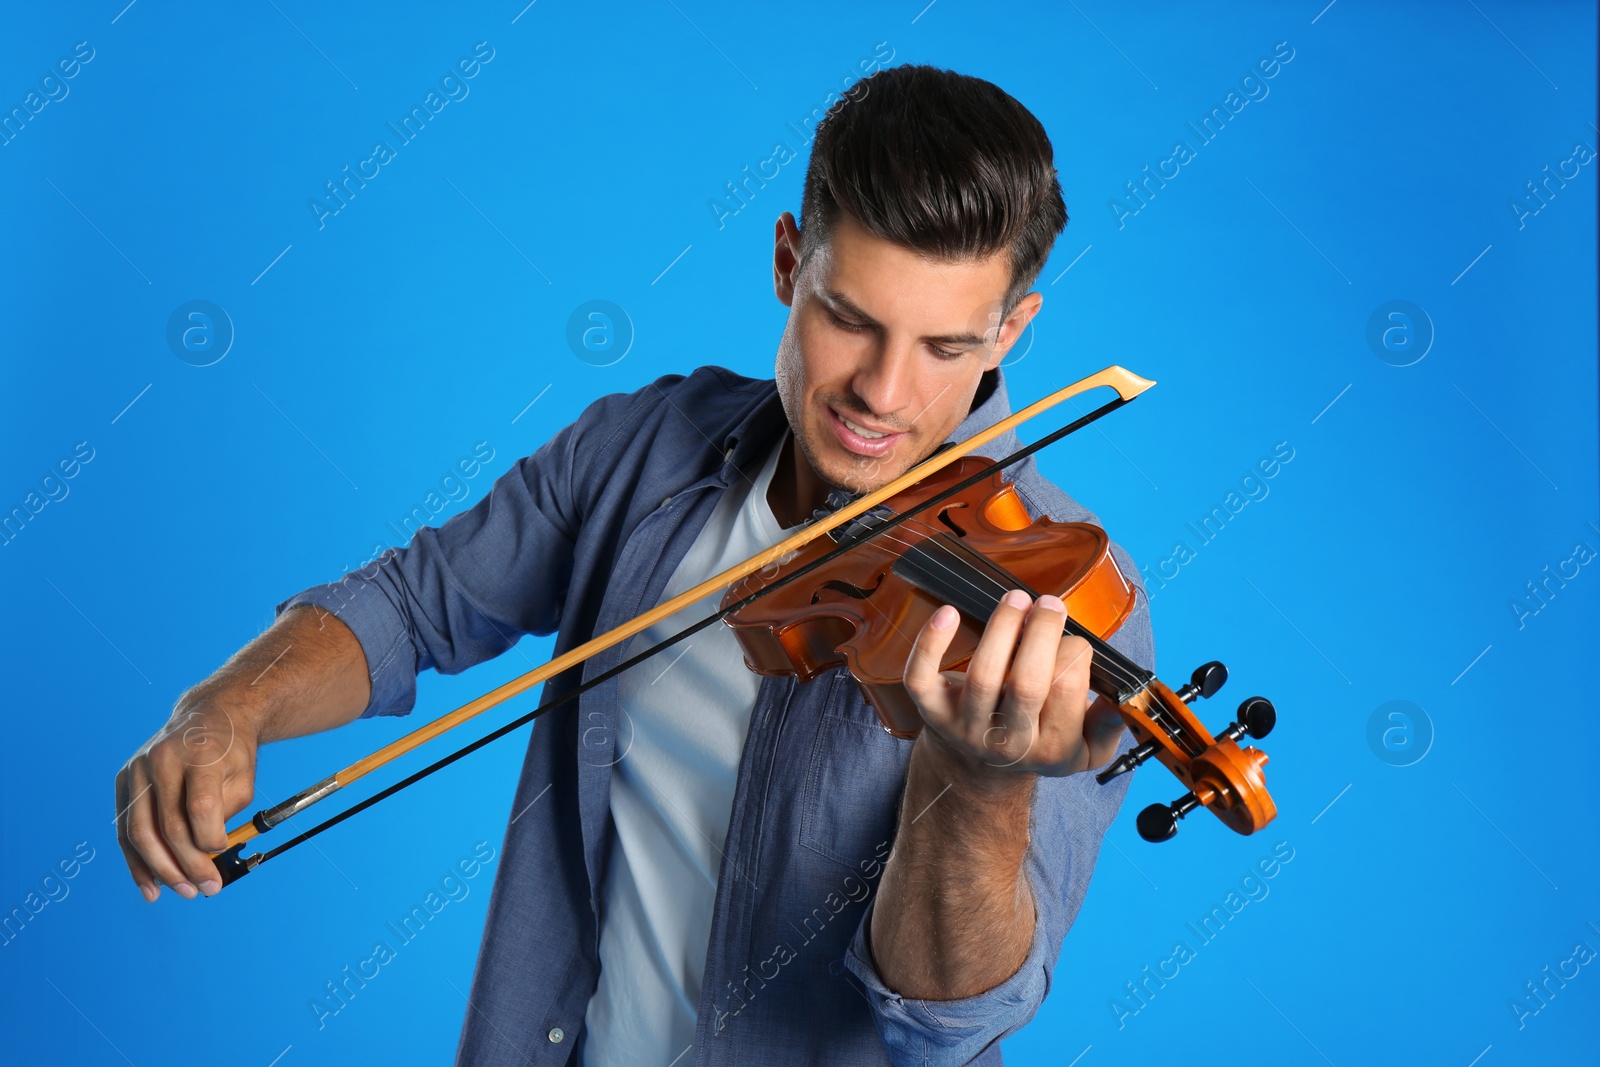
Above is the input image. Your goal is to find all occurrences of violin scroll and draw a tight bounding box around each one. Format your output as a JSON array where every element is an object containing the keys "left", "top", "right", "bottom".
[{"left": 1132, "top": 695, "right": 1278, "bottom": 842}]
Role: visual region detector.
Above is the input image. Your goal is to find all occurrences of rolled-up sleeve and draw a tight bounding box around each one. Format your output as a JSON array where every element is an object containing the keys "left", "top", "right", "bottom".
[
  {"left": 275, "top": 387, "right": 638, "bottom": 718},
  {"left": 841, "top": 866, "right": 1051, "bottom": 1066},
  {"left": 843, "top": 551, "right": 1155, "bottom": 1065}
]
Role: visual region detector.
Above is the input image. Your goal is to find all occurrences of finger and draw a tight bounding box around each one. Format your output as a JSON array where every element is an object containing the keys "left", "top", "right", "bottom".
[
  {"left": 904, "top": 604, "right": 962, "bottom": 729},
  {"left": 150, "top": 747, "right": 221, "bottom": 897},
  {"left": 968, "top": 593, "right": 1059, "bottom": 769},
  {"left": 983, "top": 594, "right": 1079, "bottom": 767},
  {"left": 186, "top": 766, "right": 228, "bottom": 854},
  {"left": 115, "top": 768, "right": 161, "bottom": 903},
  {"left": 220, "top": 766, "right": 256, "bottom": 824},
  {"left": 1034, "top": 632, "right": 1095, "bottom": 769},
  {"left": 1042, "top": 628, "right": 1095, "bottom": 724},
  {"left": 124, "top": 757, "right": 193, "bottom": 900},
  {"left": 1006, "top": 594, "right": 1071, "bottom": 721},
  {"left": 961, "top": 589, "right": 1033, "bottom": 732}
]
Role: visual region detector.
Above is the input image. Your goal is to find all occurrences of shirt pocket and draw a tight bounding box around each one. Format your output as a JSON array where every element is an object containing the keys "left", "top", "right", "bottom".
[{"left": 798, "top": 672, "right": 915, "bottom": 869}]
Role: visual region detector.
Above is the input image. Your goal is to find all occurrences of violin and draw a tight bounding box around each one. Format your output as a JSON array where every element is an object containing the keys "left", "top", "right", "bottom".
[
  {"left": 210, "top": 366, "right": 1272, "bottom": 886},
  {"left": 722, "top": 456, "right": 1278, "bottom": 843}
]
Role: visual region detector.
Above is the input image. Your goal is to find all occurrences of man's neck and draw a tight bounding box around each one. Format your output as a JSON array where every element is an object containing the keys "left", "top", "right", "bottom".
[{"left": 767, "top": 433, "right": 827, "bottom": 529}]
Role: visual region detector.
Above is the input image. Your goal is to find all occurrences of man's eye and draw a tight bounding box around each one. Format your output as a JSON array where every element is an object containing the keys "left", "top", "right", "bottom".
[{"left": 828, "top": 308, "right": 962, "bottom": 358}]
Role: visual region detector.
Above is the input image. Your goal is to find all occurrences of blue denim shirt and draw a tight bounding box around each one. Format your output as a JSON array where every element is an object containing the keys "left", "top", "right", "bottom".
[{"left": 278, "top": 366, "right": 1155, "bottom": 1067}]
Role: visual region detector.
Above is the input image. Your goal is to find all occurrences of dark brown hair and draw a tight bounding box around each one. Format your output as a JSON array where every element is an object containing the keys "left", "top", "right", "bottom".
[{"left": 799, "top": 64, "right": 1068, "bottom": 315}]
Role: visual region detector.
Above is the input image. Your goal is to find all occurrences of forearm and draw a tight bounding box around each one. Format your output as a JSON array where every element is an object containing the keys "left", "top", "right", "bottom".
[
  {"left": 870, "top": 732, "right": 1037, "bottom": 999},
  {"left": 178, "top": 604, "right": 371, "bottom": 743}
]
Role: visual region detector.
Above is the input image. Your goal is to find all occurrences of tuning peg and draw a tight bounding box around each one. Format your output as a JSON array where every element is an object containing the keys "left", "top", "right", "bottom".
[
  {"left": 1173, "top": 661, "right": 1228, "bottom": 704},
  {"left": 1137, "top": 792, "right": 1202, "bottom": 842},
  {"left": 1216, "top": 696, "right": 1276, "bottom": 744},
  {"left": 1095, "top": 738, "right": 1162, "bottom": 784}
]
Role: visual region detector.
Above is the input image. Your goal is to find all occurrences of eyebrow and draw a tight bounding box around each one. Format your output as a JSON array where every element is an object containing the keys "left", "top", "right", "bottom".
[{"left": 821, "top": 287, "right": 990, "bottom": 347}]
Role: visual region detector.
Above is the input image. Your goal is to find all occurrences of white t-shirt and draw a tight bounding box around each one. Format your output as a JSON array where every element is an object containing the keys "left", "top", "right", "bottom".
[{"left": 580, "top": 434, "right": 801, "bottom": 1067}]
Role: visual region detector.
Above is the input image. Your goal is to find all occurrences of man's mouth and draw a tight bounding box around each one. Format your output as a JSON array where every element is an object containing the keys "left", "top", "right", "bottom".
[
  {"left": 825, "top": 405, "right": 906, "bottom": 457},
  {"left": 840, "top": 414, "right": 888, "bottom": 439}
]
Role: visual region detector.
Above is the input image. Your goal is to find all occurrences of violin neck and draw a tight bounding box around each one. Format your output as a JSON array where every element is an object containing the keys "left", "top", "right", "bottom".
[{"left": 890, "top": 532, "right": 1153, "bottom": 704}]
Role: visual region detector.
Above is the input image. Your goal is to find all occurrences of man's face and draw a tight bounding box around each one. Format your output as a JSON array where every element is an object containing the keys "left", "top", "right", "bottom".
[{"left": 771, "top": 210, "right": 1041, "bottom": 499}]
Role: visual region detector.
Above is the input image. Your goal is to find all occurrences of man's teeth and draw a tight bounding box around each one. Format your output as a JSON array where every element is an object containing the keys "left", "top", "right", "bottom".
[{"left": 841, "top": 415, "right": 888, "bottom": 439}]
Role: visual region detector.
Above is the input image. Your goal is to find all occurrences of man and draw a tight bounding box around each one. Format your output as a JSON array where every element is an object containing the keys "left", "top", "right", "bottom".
[{"left": 115, "top": 64, "right": 1154, "bottom": 1065}]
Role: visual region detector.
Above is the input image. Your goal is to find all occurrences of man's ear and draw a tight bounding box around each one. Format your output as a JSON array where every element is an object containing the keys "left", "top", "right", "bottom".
[
  {"left": 774, "top": 212, "right": 803, "bottom": 307},
  {"left": 983, "top": 292, "right": 1043, "bottom": 371}
]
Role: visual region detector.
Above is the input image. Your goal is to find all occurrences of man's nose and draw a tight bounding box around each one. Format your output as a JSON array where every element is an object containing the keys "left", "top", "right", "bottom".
[{"left": 848, "top": 339, "right": 918, "bottom": 424}]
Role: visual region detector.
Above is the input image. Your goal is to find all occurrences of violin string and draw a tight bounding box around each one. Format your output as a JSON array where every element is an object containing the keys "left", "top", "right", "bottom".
[{"left": 868, "top": 517, "right": 1149, "bottom": 695}]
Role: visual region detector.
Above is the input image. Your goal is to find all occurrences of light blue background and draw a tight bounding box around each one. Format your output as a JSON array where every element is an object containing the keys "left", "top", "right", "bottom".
[{"left": 2, "top": 2, "right": 1595, "bottom": 1065}]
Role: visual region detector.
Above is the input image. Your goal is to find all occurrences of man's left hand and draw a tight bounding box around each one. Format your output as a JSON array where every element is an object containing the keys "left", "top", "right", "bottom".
[{"left": 903, "top": 589, "right": 1126, "bottom": 788}]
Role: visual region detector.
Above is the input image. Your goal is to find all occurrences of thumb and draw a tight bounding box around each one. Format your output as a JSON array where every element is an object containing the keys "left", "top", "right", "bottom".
[{"left": 1083, "top": 695, "right": 1127, "bottom": 771}]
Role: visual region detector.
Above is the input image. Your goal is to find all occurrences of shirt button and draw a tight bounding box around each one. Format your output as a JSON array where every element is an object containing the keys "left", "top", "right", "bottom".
[
  {"left": 548, "top": 1027, "right": 565, "bottom": 1043},
  {"left": 660, "top": 496, "right": 673, "bottom": 509}
]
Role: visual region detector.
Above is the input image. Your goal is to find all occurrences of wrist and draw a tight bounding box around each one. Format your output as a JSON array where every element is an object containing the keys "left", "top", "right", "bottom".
[
  {"left": 912, "top": 725, "right": 1038, "bottom": 806},
  {"left": 905, "top": 732, "right": 1035, "bottom": 869},
  {"left": 173, "top": 679, "right": 269, "bottom": 746}
]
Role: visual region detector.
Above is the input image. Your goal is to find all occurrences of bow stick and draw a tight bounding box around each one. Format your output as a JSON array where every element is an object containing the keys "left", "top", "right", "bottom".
[{"left": 212, "top": 365, "right": 1155, "bottom": 884}]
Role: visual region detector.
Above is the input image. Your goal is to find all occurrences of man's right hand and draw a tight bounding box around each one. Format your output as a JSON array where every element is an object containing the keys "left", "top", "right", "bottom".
[
  {"left": 113, "top": 604, "right": 373, "bottom": 901},
  {"left": 115, "top": 693, "right": 261, "bottom": 900}
]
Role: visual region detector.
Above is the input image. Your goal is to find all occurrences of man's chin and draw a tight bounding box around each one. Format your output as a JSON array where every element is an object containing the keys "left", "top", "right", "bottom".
[
  {"left": 815, "top": 448, "right": 925, "bottom": 498},
  {"left": 794, "top": 418, "right": 939, "bottom": 501}
]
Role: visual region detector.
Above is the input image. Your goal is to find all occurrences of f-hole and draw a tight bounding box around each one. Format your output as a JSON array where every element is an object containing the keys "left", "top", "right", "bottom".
[
  {"left": 937, "top": 506, "right": 970, "bottom": 538},
  {"left": 811, "top": 572, "right": 887, "bottom": 604}
]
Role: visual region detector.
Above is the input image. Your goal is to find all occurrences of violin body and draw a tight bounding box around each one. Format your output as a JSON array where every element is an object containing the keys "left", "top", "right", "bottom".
[
  {"left": 724, "top": 458, "right": 1135, "bottom": 736},
  {"left": 722, "top": 458, "right": 1278, "bottom": 841}
]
